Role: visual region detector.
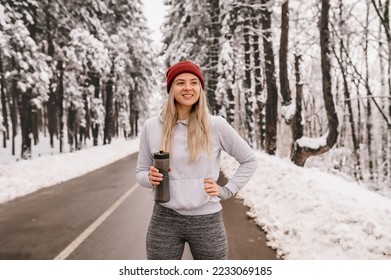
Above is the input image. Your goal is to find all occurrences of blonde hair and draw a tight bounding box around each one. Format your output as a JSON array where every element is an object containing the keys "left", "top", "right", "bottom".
[{"left": 161, "top": 87, "right": 212, "bottom": 161}]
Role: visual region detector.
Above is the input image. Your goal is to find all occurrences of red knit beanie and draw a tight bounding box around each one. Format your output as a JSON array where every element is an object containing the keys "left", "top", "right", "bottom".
[{"left": 166, "top": 61, "right": 205, "bottom": 93}]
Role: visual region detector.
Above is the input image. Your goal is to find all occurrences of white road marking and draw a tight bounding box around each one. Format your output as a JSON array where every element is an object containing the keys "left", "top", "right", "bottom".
[{"left": 54, "top": 183, "right": 139, "bottom": 260}]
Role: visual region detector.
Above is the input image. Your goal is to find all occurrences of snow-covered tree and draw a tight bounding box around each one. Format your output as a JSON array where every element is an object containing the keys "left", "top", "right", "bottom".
[{"left": 0, "top": 0, "right": 158, "bottom": 154}]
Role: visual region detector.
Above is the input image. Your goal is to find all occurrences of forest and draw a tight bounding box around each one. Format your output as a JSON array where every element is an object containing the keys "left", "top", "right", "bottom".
[
  {"left": 0, "top": 0, "right": 157, "bottom": 156},
  {"left": 1, "top": 0, "right": 390, "bottom": 197}
]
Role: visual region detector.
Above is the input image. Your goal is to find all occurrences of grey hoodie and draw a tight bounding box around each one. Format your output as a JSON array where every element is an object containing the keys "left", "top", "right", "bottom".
[{"left": 136, "top": 114, "right": 258, "bottom": 215}]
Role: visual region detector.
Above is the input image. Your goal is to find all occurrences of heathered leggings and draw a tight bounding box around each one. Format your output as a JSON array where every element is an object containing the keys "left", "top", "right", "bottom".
[{"left": 146, "top": 203, "right": 228, "bottom": 260}]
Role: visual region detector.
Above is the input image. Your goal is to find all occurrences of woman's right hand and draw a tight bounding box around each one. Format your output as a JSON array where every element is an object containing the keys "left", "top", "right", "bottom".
[{"left": 149, "top": 166, "right": 163, "bottom": 187}]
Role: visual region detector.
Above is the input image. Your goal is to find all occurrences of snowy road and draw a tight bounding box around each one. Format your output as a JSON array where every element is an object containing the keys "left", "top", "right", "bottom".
[
  {"left": 0, "top": 153, "right": 275, "bottom": 260},
  {"left": 0, "top": 153, "right": 150, "bottom": 259}
]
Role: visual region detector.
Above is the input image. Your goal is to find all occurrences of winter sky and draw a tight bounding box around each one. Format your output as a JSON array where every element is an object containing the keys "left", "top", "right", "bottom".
[{"left": 142, "top": 0, "right": 165, "bottom": 47}]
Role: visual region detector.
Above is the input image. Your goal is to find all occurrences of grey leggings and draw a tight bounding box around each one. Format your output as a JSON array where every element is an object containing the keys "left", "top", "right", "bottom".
[{"left": 146, "top": 203, "right": 228, "bottom": 260}]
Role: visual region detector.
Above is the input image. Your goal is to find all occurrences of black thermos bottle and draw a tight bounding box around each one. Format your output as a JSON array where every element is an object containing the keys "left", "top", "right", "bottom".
[{"left": 153, "top": 150, "right": 170, "bottom": 203}]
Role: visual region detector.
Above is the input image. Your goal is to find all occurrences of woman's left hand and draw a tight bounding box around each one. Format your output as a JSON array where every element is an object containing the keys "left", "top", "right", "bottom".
[{"left": 204, "top": 178, "right": 219, "bottom": 196}]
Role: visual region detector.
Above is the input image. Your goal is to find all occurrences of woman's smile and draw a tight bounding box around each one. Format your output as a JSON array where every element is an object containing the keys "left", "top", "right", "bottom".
[
  {"left": 181, "top": 93, "right": 194, "bottom": 98},
  {"left": 172, "top": 73, "right": 201, "bottom": 114}
]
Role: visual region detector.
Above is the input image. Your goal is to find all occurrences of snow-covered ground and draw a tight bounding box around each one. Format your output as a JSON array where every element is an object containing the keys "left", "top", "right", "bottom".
[
  {"left": 222, "top": 152, "right": 391, "bottom": 260},
  {"left": 1, "top": 138, "right": 390, "bottom": 260}
]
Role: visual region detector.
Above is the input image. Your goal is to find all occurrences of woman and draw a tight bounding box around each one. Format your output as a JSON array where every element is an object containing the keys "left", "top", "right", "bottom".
[{"left": 136, "top": 60, "right": 257, "bottom": 260}]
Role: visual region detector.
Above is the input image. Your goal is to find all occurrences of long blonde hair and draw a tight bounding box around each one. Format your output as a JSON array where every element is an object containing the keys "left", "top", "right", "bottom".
[{"left": 161, "top": 87, "right": 212, "bottom": 161}]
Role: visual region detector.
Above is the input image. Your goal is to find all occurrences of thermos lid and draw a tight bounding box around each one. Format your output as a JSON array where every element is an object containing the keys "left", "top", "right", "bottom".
[{"left": 154, "top": 150, "right": 169, "bottom": 159}]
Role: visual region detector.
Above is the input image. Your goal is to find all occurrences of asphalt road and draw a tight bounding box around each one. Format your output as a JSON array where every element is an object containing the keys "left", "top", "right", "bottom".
[{"left": 0, "top": 153, "right": 277, "bottom": 260}]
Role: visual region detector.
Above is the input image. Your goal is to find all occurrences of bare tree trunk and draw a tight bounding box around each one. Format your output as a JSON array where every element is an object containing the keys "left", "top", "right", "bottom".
[
  {"left": 47, "top": 86, "right": 58, "bottom": 148},
  {"left": 67, "top": 104, "right": 77, "bottom": 152},
  {"left": 206, "top": 0, "right": 221, "bottom": 114},
  {"left": 46, "top": 0, "right": 57, "bottom": 149},
  {"left": 279, "top": 0, "right": 302, "bottom": 156},
  {"left": 10, "top": 59, "right": 17, "bottom": 156},
  {"left": 78, "top": 90, "right": 88, "bottom": 147},
  {"left": 0, "top": 50, "right": 9, "bottom": 148},
  {"left": 261, "top": 0, "right": 278, "bottom": 155},
  {"left": 57, "top": 60, "right": 64, "bottom": 153},
  {"left": 90, "top": 73, "right": 100, "bottom": 146},
  {"left": 224, "top": 5, "right": 239, "bottom": 127},
  {"left": 19, "top": 90, "right": 33, "bottom": 159},
  {"left": 129, "top": 96, "right": 139, "bottom": 138},
  {"left": 104, "top": 76, "right": 114, "bottom": 144},
  {"left": 291, "top": 0, "right": 339, "bottom": 166},
  {"left": 129, "top": 91, "right": 136, "bottom": 138},
  {"left": 135, "top": 110, "right": 139, "bottom": 137},
  {"left": 279, "top": 0, "right": 292, "bottom": 108},
  {"left": 365, "top": 0, "right": 374, "bottom": 180},
  {"left": 113, "top": 100, "right": 119, "bottom": 137},
  {"left": 290, "top": 54, "right": 303, "bottom": 158},
  {"left": 252, "top": 7, "right": 264, "bottom": 149},
  {"left": 226, "top": 82, "right": 235, "bottom": 126},
  {"left": 31, "top": 102, "right": 39, "bottom": 145},
  {"left": 243, "top": 6, "right": 253, "bottom": 144},
  {"left": 371, "top": 0, "right": 391, "bottom": 179}
]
